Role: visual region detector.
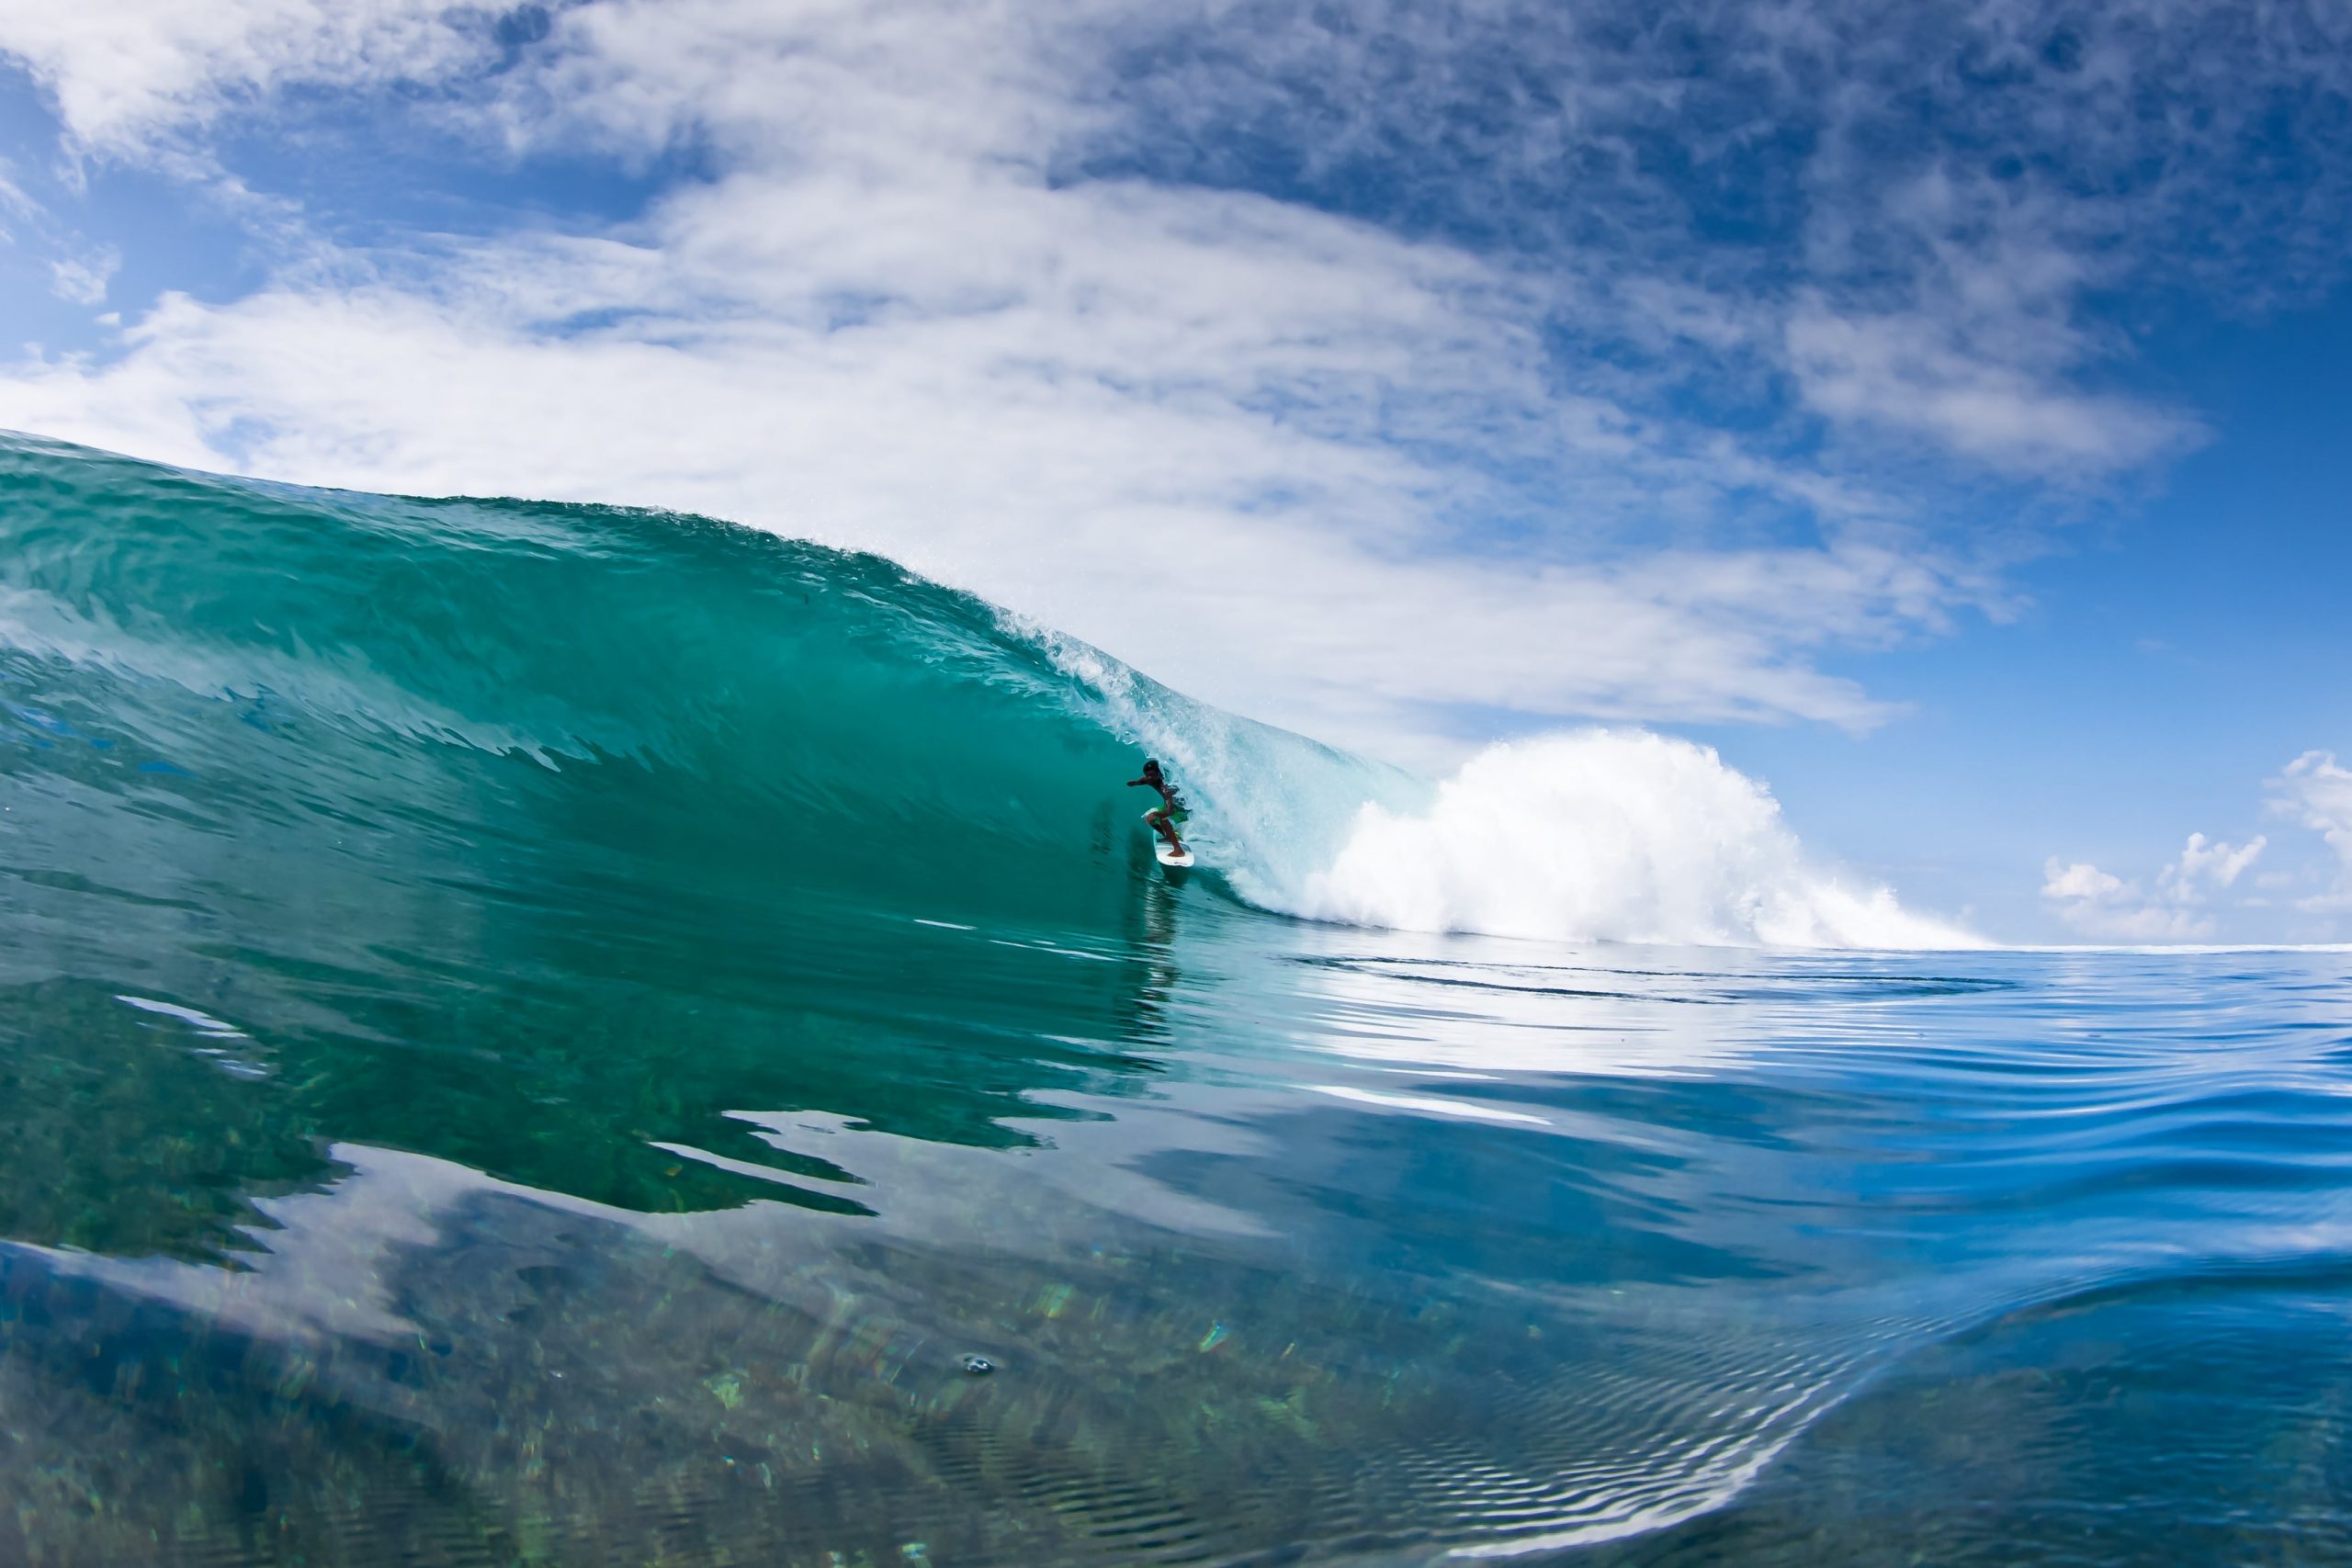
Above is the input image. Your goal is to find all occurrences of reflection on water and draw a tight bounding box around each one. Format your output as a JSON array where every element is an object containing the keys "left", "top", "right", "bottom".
[{"left": 4, "top": 870, "right": 2352, "bottom": 1562}]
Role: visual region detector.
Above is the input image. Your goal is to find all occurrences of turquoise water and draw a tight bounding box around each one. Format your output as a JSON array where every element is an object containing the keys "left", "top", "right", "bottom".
[{"left": 3, "top": 434, "right": 2350, "bottom": 1564}]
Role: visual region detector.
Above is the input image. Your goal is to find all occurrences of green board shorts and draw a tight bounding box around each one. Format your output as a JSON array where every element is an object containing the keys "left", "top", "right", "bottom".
[{"left": 1155, "top": 798, "right": 1190, "bottom": 824}]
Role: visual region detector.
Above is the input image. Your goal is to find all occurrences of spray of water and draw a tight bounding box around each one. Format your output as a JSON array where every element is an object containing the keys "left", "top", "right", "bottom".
[{"left": 1288, "top": 730, "right": 1982, "bottom": 949}]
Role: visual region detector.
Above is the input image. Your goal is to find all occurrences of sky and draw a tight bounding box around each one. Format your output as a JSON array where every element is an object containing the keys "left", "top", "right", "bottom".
[{"left": 0, "top": 0, "right": 2345, "bottom": 943}]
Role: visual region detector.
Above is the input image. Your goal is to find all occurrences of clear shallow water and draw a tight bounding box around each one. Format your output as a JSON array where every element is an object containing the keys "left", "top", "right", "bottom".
[{"left": 5, "top": 436, "right": 2352, "bottom": 1564}]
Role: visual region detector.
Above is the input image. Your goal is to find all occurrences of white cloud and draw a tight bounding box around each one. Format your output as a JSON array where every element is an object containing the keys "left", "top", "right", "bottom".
[
  {"left": 2040, "top": 865, "right": 2206, "bottom": 941},
  {"left": 0, "top": 0, "right": 2338, "bottom": 761},
  {"left": 2272, "top": 751, "right": 2352, "bottom": 862},
  {"left": 0, "top": 0, "right": 1987, "bottom": 759},
  {"left": 0, "top": 0, "right": 472, "bottom": 158},
  {"left": 48, "top": 245, "right": 118, "bottom": 305},
  {"left": 2041, "top": 830, "right": 2266, "bottom": 942},
  {"left": 2041, "top": 859, "right": 2127, "bottom": 903},
  {"left": 2268, "top": 751, "right": 2352, "bottom": 912},
  {"left": 0, "top": 156, "right": 34, "bottom": 231},
  {"left": 1785, "top": 299, "right": 2200, "bottom": 476},
  {"left": 2169, "top": 830, "right": 2266, "bottom": 892},
  {"left": 2052, "top": 753, "right": 2352, "bottom": 940}
]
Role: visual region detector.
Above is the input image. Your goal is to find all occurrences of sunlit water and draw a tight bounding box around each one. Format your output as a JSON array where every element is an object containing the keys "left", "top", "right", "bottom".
[{"left": 5, "top": 436, "right": 2351, "bottom": 1564}]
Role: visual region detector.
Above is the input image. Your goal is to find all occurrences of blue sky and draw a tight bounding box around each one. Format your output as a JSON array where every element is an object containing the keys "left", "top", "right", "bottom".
[{"left": 0, "top": 0, "right": 2346, "bottom": 943}]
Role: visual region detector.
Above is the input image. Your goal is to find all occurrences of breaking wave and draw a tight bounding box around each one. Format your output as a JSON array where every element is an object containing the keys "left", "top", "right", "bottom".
[{"left": 0, "top": 433, "right": 1966, "bottom": 951}]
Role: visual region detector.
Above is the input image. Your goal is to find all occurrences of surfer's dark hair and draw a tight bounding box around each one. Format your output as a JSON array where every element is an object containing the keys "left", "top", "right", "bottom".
[{"left": 1142, "top": 758, "right": 1161, "bottom": 772}]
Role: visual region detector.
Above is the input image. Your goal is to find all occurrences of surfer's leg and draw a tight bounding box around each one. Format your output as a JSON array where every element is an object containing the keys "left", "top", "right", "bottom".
[{"left": 1148, "top": 808, "right": 1178, "bottom": 847}]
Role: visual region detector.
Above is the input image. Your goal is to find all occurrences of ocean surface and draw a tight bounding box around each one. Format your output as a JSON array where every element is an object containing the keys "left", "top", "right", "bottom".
[{"left": 3, "top": 433, "right": 2350, "bottom": 1565}]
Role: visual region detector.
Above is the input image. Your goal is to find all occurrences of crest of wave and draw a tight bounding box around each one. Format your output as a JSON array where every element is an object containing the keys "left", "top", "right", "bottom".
[{"left": 1296, "top": 730, "right": 1982, "bottom": 950}]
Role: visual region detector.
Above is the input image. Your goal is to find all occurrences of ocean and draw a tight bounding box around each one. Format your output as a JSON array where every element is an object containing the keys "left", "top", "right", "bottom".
[{"left": 2, "top": 433, "right": 2348, "bottom": 1564}]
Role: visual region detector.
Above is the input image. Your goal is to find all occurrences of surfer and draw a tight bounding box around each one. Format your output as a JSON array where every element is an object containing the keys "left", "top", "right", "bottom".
[{"left": 1129, "top": 759, "right": 1189, "bottom": 857}]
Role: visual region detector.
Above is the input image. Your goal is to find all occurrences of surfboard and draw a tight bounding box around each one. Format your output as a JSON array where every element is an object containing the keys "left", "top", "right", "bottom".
[{"left": 1145, "top": 810, "right": 1194, "bottom": 871}]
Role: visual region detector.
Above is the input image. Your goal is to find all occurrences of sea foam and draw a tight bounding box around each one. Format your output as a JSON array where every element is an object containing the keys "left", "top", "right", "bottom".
[{"left": 1288, "top": 730, "right": 1981, "bottom": 949}]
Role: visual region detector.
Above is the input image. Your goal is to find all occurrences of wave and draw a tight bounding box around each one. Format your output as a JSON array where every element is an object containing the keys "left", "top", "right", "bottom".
[
  {"left": 1295, "top": 731, "right": 1983, "bottom": 948},
  {"left": 0, "top": 433, "right": 1962, "bottom": 950}
]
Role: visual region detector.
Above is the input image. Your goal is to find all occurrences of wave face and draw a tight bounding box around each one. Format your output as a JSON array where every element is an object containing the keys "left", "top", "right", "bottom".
[
  {"left": 0, "top": 434, "right": 1406, "bottom": 945},
  {"left": 0, "top": 434, "right": 1954, "bottom": 953}
]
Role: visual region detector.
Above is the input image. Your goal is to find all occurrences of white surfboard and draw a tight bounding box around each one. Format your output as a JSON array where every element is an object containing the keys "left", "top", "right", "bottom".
[{"left": 1145, "top": 810, "right": 1194, "bottom": 870}]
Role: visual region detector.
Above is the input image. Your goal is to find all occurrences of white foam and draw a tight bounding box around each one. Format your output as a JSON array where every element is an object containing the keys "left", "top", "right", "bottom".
[
  {"left": 1308, "top": 1083, "right": 1552, "bottom": 1127},
  {"left": 116, "top": 994, "right": 249, "bottom": 1037},
  {"left": 1287, "top": 730, "right": 1982, "bottom": 950}
]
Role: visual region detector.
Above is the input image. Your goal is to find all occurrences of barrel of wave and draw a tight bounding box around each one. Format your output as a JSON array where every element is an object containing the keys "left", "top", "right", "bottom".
[
  {"left": 1027, "top": 621, "right": 1430, "bottom": 908},
  {"left": 1290, "top": 730, "right": 1982, "bottom": 950}
]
